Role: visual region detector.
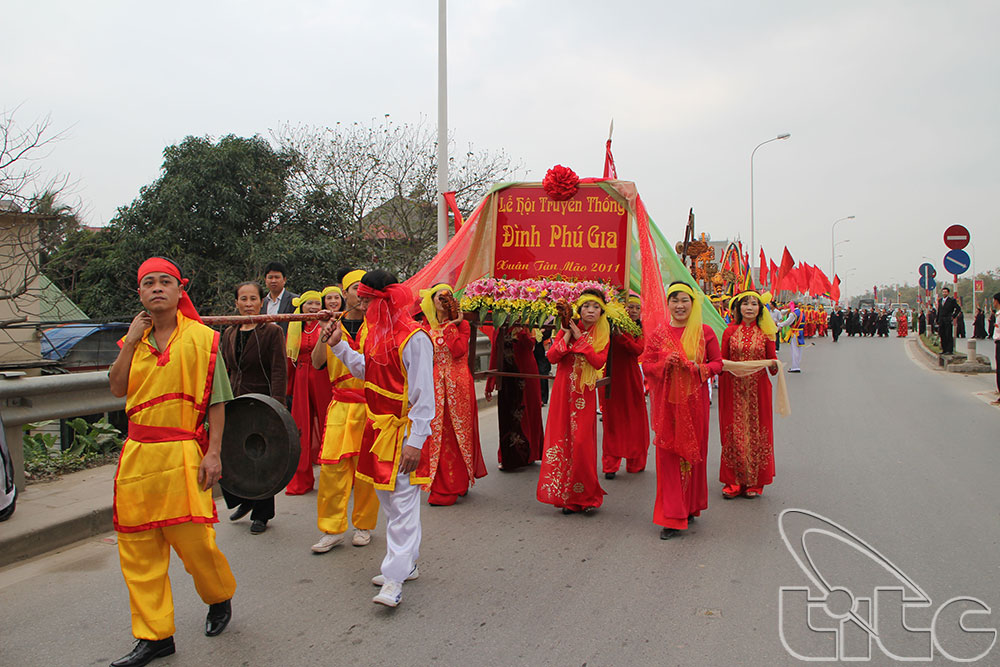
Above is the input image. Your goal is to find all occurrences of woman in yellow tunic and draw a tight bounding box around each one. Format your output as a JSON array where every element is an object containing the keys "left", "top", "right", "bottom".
[
  {"left": 310, "top": 283, "right": 380, "bottom": 553},
  {"left": 107, "top": 257, "right": 236, "bottom": 667}
]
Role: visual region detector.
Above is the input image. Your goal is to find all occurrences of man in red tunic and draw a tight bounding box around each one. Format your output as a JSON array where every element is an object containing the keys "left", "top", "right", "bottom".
[{"left": 601, "top": 294, "right": 649, "bottom": 478}]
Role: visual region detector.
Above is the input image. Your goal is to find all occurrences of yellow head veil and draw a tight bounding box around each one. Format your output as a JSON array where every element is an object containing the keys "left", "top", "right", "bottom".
[
  {"left": 286, "top": 290, "right": 322, "bottom": 359},
  {"left": 573, "top": 293, "right": 610, "bottom": 390},
  {"left": 729, "top": 290, "right": 778, "bottom": 338},
  {"left": 418, "top": 283, "right": 453, "bottom": 330},
  {"left": 666, "top": 283, "right": 704, "bottom": 361}
]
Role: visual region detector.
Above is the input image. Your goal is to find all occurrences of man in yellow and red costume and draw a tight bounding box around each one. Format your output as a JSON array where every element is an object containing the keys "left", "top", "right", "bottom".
[
  {"left": 326, "top": 269, "right": 434, "bottom": 608},
  {"left": 107, "top": 257, "right": 236, "bottom": 667}
]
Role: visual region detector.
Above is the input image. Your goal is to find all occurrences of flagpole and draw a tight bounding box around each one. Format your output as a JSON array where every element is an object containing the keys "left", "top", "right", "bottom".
[{"left": 436, "top": 0, "right": 449, "bottom": 251}]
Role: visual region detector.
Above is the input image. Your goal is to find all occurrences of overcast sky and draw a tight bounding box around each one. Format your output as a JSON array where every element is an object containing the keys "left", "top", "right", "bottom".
[{"left": 5, "top": 0, "right": 998, "bottom": 299}]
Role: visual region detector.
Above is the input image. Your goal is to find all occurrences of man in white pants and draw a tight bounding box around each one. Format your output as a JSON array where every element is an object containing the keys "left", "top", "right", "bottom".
[
  {"left": 776, "top": 303, "right": 804, "bottom": 372},
  {"left": 324, "top": 269, "right": 434, "bottom": 607}
]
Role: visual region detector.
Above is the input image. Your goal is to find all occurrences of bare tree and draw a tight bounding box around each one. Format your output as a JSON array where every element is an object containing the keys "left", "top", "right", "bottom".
[
  {"left": 272, "top": 115, "right": 519, "bottom": 276},
  {"left": 1, "top": 107, "right": 69, "bottom": 209},
  {"left": 0, "top": 108, "right": 73, "bottom": 320}
]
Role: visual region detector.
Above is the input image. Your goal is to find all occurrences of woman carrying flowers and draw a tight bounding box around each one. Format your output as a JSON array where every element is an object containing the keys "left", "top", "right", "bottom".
[
  {"left": 418, "top": 284, "right": 487, "bottom": 505},
  {"left": 536, "top": 289, "right": 610, "bottom": 513}
]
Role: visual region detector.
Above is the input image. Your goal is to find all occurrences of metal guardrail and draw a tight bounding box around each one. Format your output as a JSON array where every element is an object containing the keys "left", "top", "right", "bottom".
[
  {"left": 0, "top": 371, "right": 125, "bottom": 491},
  {"left": 0, "top": 336, "right": 491, "bottom": 492}
]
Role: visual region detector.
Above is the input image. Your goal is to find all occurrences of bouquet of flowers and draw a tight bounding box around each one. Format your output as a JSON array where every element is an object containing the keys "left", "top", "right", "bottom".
[{"left": 459, "top": 277, "right": 641, "bottom": 337}]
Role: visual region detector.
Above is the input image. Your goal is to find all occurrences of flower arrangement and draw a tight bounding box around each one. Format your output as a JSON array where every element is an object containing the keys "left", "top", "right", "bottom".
[{"left": 460, "top": 277, "right": 641, "bottom": 337}]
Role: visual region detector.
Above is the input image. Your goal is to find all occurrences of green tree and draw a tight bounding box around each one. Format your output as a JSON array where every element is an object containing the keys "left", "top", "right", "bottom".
[
  {"left": 53, "top": 134, "right": 300, "bottom": 316},
  {"left": 31, "top": 189, "right": 82, "bottom": 263}
]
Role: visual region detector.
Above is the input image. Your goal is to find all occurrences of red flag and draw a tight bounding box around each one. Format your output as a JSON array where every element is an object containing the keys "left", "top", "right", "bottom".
[
  {"left": 801, "top": 264, "right": 816, "bottom": 295},
  {"left": 759, "top": 248, "right": 768, "bottom": 287},
  {"left": 603, "top": 139, "right": 617, "bottom": 179},
  {"left": 808, "top": 264, "right": 828, "bottom": 296},
  {"left": 790, "top": 266, "right": 805, "bottom": 293},
  {"left": 769, "top": 259, "right": 779, "bottom": 290},
  {"left": 831, "top": 275, "right": 841, "bottom": 303},
  {"left": 818, "top": 267, "right": 833, "bottom": 292},
  {"left": 775, "top": 247, "right": 795, "bottom": 292},
  {"left": 442, "top": 191, "right": 464, "bottom": 232}
]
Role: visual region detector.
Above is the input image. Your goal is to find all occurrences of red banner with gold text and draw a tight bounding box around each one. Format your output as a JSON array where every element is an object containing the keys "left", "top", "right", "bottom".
[{"left": 492, "top": 184, "right": 630, "bottom": 287}]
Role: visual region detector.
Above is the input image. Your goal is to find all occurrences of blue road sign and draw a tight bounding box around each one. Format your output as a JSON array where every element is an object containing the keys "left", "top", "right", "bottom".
[
  {"left": 919, "top": 275, "right": 936, "bottom": 290},
  {"left": 942, "top": 249, "right": 970, "bottom": 275},
  {"left": 918, "top": 262, "right": 936, "bottom": 279}
]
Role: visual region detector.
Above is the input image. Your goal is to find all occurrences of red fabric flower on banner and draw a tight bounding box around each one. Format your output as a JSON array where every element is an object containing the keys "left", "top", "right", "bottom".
[{"left": 543, "top": 164, "right": 580, "bottom": 201}]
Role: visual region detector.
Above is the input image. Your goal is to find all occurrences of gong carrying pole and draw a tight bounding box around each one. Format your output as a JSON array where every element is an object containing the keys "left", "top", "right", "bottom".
[{"left": 200, "top": 311, "right": 342, "bottom": 327}]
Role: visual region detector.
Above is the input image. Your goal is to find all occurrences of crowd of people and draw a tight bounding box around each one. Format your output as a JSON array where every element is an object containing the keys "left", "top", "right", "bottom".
[{"left": 104, "top": 257, "right": 823, "bottom": 666}]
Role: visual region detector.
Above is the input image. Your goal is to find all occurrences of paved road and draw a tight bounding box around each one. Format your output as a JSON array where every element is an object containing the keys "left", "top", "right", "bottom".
[{"left": 2, "top": 334, "right": 999, "bottom": 666}]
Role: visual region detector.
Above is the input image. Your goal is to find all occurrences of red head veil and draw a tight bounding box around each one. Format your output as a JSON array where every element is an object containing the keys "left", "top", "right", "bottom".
[
  {"left": 357, "top": 282, "right": 418, "bottom": 365},
  {"left": 136, "top": 257, "right": 203, "bottom": 323}
]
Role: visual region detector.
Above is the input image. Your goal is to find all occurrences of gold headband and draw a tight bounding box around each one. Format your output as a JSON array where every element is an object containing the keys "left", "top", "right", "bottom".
[
  {"left": 575, "top": 293, "right": 606, "bottom": 310},
  {"left": 342, "top": 270, "right": 366, "bottom": 292},
  {"left": 729, "top": 290, "right": 772, "bottom": 312},
  {"left": 667, "top": 283, "right": 695, "bottom": 299}
]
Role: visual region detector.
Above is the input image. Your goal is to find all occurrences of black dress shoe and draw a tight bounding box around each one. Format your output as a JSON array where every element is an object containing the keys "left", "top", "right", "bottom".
[
  {"left": 110, "top": 637, "right": 175, "bottom": 667},
  {"left": 250, "top": 519, "right": 267, "bottom": 534},
  {"left": 660, "top": 528, "right": 680, "bottom": 540},
  {"left": 604, "top": 472, "right": 616, "bottom": 480},
  {"left": 229, "top": 505, "right": 250, "bottom": 521},
  {"left": 205, "top": 599, "right": 232, "bottom": 637}
]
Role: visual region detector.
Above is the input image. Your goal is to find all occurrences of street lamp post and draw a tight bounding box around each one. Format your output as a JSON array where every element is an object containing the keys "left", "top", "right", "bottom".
[
  {"left": 830, "top": 215, "right": 855, "bottom": 280},
  {"left": 750, "top": 133, "right": 790, "bottom": 281}
]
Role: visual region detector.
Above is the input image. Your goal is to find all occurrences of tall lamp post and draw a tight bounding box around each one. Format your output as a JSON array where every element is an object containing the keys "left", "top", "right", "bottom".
[
  {"left": 830, "top": 215, "right": 855, "bottom": 279},
  {"left": 436, "top": 0, "right": 449, "bottom": 251},
  {"left": 750, "top": 133, "right": 791, "bottom": 281}
]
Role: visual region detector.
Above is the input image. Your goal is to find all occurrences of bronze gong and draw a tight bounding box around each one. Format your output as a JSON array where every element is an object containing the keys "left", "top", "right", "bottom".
[{"left": 220, "top": 394, "right": 300, "bottom": 500}]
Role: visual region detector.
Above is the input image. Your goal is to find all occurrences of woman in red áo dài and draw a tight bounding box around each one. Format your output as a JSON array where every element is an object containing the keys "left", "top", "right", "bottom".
[
  {"left": 601, "top": 293, "right": 649, "bottom": 478},
  {"left": 643, "top": 281, "right": 723, "bottom": 539},
  {"left": 718, "top": 290, "right": 779, "bottom": 500},
  {"left": 537, "top": 289, "right": 609, "bottom": 514},
  {"left": 418, "top": 284, "right": 487, "bottom": 506},
  {"left": 285, "top": 290, "right": 332, "bottom": 495}
]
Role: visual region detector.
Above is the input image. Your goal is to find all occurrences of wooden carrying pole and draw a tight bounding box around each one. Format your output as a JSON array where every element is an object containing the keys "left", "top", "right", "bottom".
[{"left": 200, "top": 311, "right": 342, "bottom": 327}]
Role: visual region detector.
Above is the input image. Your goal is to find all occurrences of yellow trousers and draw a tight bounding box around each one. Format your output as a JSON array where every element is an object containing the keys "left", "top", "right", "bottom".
[
  {"left": 316, "top": 457, "right": 379, "bottom": 534},
  {"left": 117, "top": 522, "right": 236, "bottom": 640}
]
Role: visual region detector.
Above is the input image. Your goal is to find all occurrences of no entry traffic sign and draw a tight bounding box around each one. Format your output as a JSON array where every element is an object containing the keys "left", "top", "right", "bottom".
[
  {"left": 943, "top": 224, "right": 970, "bottom": 250},
  {"left": 943, "top": 248, "right": 970, "bottom": 275}
]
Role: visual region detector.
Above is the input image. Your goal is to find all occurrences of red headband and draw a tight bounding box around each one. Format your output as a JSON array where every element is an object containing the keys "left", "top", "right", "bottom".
[
  {"left": 356, "top": 283, "right": 386, "bottom": 300},
  {"left": 136, "top": 257, "right": 202, "bottom": 323}
]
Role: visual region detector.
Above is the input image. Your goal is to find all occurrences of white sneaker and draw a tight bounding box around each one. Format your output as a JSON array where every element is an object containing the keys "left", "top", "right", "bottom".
[
  {"left": 371, "top": 565, "right": 419, "bottom": 586},
  {"left": 372, "top": 580, "right": 403, "bottom": 607},
  {"left": 352, "top": 529, "right": 372, "bottom": 547},
  {"left": 311, "top": 532, "right": 345, "bottom": 553}
]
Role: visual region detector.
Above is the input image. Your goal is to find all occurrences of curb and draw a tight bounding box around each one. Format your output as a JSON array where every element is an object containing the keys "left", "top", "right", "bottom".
[
  {"left": 0, "top": 483, "right": 222, "bottom": 569},
  {"left": 0, "top": 505, "right": 113, "bottom": 568}
]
